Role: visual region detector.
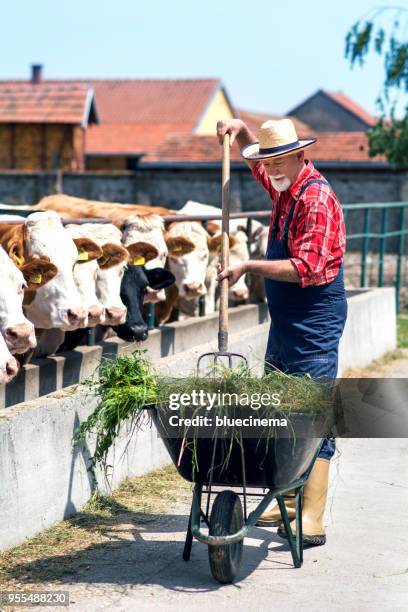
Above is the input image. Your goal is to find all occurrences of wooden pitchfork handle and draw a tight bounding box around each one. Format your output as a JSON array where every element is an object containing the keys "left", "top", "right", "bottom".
[{"left": 218, "top": 133, "right": 230, "bottom": 353}]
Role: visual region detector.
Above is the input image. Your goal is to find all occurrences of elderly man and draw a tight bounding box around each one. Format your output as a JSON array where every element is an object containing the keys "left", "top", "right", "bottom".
[{"left": 217, "top": 118, "right": 347, "bottom": 546}]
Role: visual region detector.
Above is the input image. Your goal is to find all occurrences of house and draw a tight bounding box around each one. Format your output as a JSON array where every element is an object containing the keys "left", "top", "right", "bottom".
[
  {"left": 287, "top": 89, "right": 377, "bottom": 132},
  {"left": 0, "top": 66, "right": 97, "bottom": 170},
  {"left": 0, "top": 67, "right": 236, "bottom": 171},
  {"left": 84, "top": 78, "right": 236, "bottom": 169},
  {"left": 0, "top": 66, "right": 381, "bottom": 171}
]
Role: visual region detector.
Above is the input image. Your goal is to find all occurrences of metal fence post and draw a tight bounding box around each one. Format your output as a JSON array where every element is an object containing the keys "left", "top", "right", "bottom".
[
  {"left": 198, "top": 295, "right": 206, "bottom": 317},
  {"left": 395, "top": 206, "right": 405, "bottom": 313},
  {"left": 378, "top": 207, "right": 388, "bottom": 288},
  {"left": 146, "top": 303, "right": 155, "bottom": 329},
  {"left": 360, "top": 208, "right": 370, "bottom": 287}
]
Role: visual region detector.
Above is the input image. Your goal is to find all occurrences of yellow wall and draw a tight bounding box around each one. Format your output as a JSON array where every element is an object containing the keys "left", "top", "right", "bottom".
[{"left": 195, "top": 89, "right": 235, "bottom": 135}]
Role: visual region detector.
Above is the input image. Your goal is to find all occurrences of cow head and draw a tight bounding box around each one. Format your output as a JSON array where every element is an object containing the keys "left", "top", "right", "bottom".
[
  {"left": 121, "top": 215, "right": 171, "bottom": 304},
  {"left": 121, "top": 215, "right": 168, "bottom": 269},
  {"left": 69, "top": 237, "right": 105, "bottom": 326},
  {"left": 228, "top": 231, "right": 250, "bottom": 302},
  {"left": 0, "top": 332, "right": 19, "bottom": 384},
  {"left": 113, "top": 242, "right": 175, "bottom": 342},
  {"left": 96, "top": 243, "right": 129, "bottom": 326},
  {"left": 22, "top": 212, "right": 92, "bottom": 330},
  {"left": 0, "top": 247, "right": 40, "bottom": 354},
  {"left": 165, "top": 222, "right": 208, "bottom": 299}
]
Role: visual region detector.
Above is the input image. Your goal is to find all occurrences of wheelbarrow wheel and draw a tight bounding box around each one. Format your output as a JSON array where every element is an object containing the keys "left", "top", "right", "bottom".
[{"left": 208, "top": 490, "right": 244, "bottom": 584}]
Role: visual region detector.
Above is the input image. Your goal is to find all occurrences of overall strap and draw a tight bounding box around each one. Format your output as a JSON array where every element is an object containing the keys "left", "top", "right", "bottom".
[{"left": 281, "top": 179, "right": 330, "bottom": 239}]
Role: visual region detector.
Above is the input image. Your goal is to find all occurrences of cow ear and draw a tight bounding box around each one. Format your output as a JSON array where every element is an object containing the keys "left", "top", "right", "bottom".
[
  {"left": 8, "top": 239, "right": 24, "bottom": 267},
  {"left": 98, "top": 243, "right": 129, "bottom": 269},
  {"left": 165, "top": 235, "right": 195, "bottom": 257},
  {"left": 20, "top": 258, "right": 58, "bottom": 290},
  {"left": 126, "top": 241, "right": 159, "bottom": 265},
  {"left": 73, "top": 238, "right": 103, "bottom": 263},
  {"left": 144, "top": 268, "right": 175, "bottom": 290},
  {"left": 207, "top": 234, "right": 236, "bottom": 252},
  {"left": 206, "top": 221, "right": 221, "bottom": 236}
]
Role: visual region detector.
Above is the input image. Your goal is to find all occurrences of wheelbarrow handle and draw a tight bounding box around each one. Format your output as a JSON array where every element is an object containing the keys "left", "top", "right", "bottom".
[{"left": 219, "top": 133, "right": 230, "bottom": 353}]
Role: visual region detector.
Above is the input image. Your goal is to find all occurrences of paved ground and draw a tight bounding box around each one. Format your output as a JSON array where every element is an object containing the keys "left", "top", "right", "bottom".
[
  {"left": 7, "top": 357, "right": 408, "bottom": 612},
  {"left": 29, "top": 439, "right": 406, "bottom": 612}
]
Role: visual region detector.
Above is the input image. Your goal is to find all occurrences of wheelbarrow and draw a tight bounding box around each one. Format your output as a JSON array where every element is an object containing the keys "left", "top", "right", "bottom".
[{"left": 151, "top": 407, "right": 325, "bottom": 584}]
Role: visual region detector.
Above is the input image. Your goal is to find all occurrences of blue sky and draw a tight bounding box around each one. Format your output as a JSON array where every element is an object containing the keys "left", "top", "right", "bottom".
[{"left": 1, "top": 0, "right": 404, "bottom": 117}]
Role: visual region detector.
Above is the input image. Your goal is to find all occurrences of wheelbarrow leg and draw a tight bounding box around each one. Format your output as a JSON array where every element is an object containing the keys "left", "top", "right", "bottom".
[
  {"left": 276, "top": 486, "right": 303, "bottom": 568},
  {"left": 183, "top": 510, "right": 193, "bottom": 561},
  {"left": 183, "top": 483, "right": 202, "bottom": 561}
]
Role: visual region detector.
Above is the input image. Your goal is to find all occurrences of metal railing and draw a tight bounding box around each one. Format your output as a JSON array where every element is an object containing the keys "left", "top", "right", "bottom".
[
  {"left": 164, "top": 201, "right": 408, "bottom": 313},
  {"left": 1, "top": 202, "right": 406, "bottom": 316},
  {"left": 342, "top": 202, "right": 408, "bottom": 312}
]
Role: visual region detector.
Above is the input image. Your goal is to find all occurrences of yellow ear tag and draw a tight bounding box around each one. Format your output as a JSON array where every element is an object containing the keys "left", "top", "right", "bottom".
[
  {"left": 77, "top": 251, "right": 89, "bottom": 261},
  {"left": 14, "top": 254, "right": 22, "bottom": 266},
  {"left": 29, "top": 273, "right": 42, "bottom": 284},
  {"left": 133, "top": 256, "right": 145, "bottom": 266},
  {"left": 98, "top": 256, "right": 110, "bottom": 267},
  {"left": 173, "top": 245, "right": 182, "bottom": 253}
]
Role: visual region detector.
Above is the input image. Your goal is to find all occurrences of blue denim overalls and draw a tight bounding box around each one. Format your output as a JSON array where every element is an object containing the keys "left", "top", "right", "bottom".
[{"left": 264, "top": 179, "right": 348, "bottom": 459}]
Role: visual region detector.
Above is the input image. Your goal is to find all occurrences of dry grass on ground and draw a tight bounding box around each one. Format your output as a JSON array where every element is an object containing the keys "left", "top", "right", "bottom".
[{"left": 0, "top": 465, "right": 191, "bottom": 592}]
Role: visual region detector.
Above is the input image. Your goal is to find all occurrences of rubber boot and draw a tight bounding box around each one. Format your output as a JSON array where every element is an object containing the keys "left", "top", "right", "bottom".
[
  {"left": 277, "top": 458, "right": 330, "bottom": 546},
  {"left": 256, "top": 491, "right": 296, "bottom": 527}
]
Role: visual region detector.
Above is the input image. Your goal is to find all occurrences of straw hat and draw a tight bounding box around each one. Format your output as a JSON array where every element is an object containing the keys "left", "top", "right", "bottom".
[{"left": 241, "top": 118, "right": 316, "bottom": 160}]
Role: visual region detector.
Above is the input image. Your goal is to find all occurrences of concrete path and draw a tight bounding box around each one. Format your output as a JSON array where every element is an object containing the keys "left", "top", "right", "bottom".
[
  {"left": 29, "top": 436, "right": 408, "bottom": 612},
  {"left": 25, "top": 352, "right": 408, "bottom": 612}
]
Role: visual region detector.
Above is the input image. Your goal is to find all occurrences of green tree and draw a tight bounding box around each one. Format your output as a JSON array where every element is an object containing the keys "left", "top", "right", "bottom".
[{"left": 345, "top": 7, "right": 408, "bottom": 168}]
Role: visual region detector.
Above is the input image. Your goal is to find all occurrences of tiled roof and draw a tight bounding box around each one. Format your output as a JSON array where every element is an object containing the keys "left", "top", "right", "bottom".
[
  {"left": 75, "top": 78, "right": 220, "bottom": 154},
  {"left": 87, "top": 79, "right": 220, "bottom": 124},
  {"left": 86, "top": 123, "right": 192, "bottom": 155},
  {"left": 85, "top": 79, "right": 220, "bottom": 153},
  {"left": 0, "top": 78, "right": 221, "bottom": 153},
  {"left": 0, "top": 82, "right": 96, "bottom": 125},
  {"left": 238, "top": 109, "right": 313, "bottom": 138},
  {"left": 323, "top": 91, "right": 377, "bottom": 127},
  {"left": 145, "top": 132, "right": 385, "bottom": 163}
]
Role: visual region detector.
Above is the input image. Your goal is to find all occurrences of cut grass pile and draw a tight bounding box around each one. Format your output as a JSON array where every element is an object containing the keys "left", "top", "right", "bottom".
[{"left": 75, "top": 350, "right": 334, "bottom": 481}]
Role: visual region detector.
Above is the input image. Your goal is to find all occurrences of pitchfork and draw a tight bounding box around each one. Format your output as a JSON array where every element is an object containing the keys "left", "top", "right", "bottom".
[{"left": 197, "top": 133, "right": 248, "bottom": 376}]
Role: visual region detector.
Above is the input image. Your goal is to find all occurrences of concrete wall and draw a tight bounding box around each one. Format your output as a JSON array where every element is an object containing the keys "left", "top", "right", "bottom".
[
  {"left": 0, "top": 163, "right": 406, "bottom": 209},
  {"left": 338, "top": 288, "right": 397, "bottom": 373},
  {"left": 0, "top": 319, "right": 269, "bottom": 552},
  {"left": 2, "top": 304, "right": 269, "bottom": 409},
  {"left": 0, "top": 288, "right": 397, "bottom": 551}
]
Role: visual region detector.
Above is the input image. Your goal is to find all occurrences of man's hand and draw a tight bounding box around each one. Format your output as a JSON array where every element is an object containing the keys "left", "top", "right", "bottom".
[
  {"left": 217, "top": 119, "right": 245, "bottom": 147},
  {"left": 217, "top": 262, "right": 247, "bottom": 287},
  {"left": 217, "top": 119, "right": 258, "bottom": 169}
]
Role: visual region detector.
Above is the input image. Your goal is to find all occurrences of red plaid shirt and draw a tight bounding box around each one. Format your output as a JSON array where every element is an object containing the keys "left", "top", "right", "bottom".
[{"left": 252, "top": 160, "right": 346, "bottom": 288}]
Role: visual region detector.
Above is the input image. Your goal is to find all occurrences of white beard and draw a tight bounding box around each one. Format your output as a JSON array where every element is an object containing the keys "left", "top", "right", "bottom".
[{"left": 270, "top": 176, "right": 291, "bottom": 192}]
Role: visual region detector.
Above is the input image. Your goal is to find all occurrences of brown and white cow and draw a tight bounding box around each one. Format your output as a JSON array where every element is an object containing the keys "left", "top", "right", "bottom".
[
  {"left": 35, "top": 194, "right": 173, "bottom": 221},
  {"left": 0, "top": 244, "right": 56, "bottom": 354},
  {"left": 156, "top": 221, "right": 226, "bottom": 322},
  {"left": 0, "top": 212, "right": 102, "bottom": 357},
  {"left": 65, "top": 224, "right": 106, "bottom": 327},
  {"left": 65, "top": 223, "right": 128, "bottom": 327},
  {"left": 121, "top": 215, "right": 170, "bottom": 304},
  {"left": 0, "top": 332, "right": 19, "bottom": 384},
  {"left": 178, "top": 201, "right": 250, "bottom": 304}
]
